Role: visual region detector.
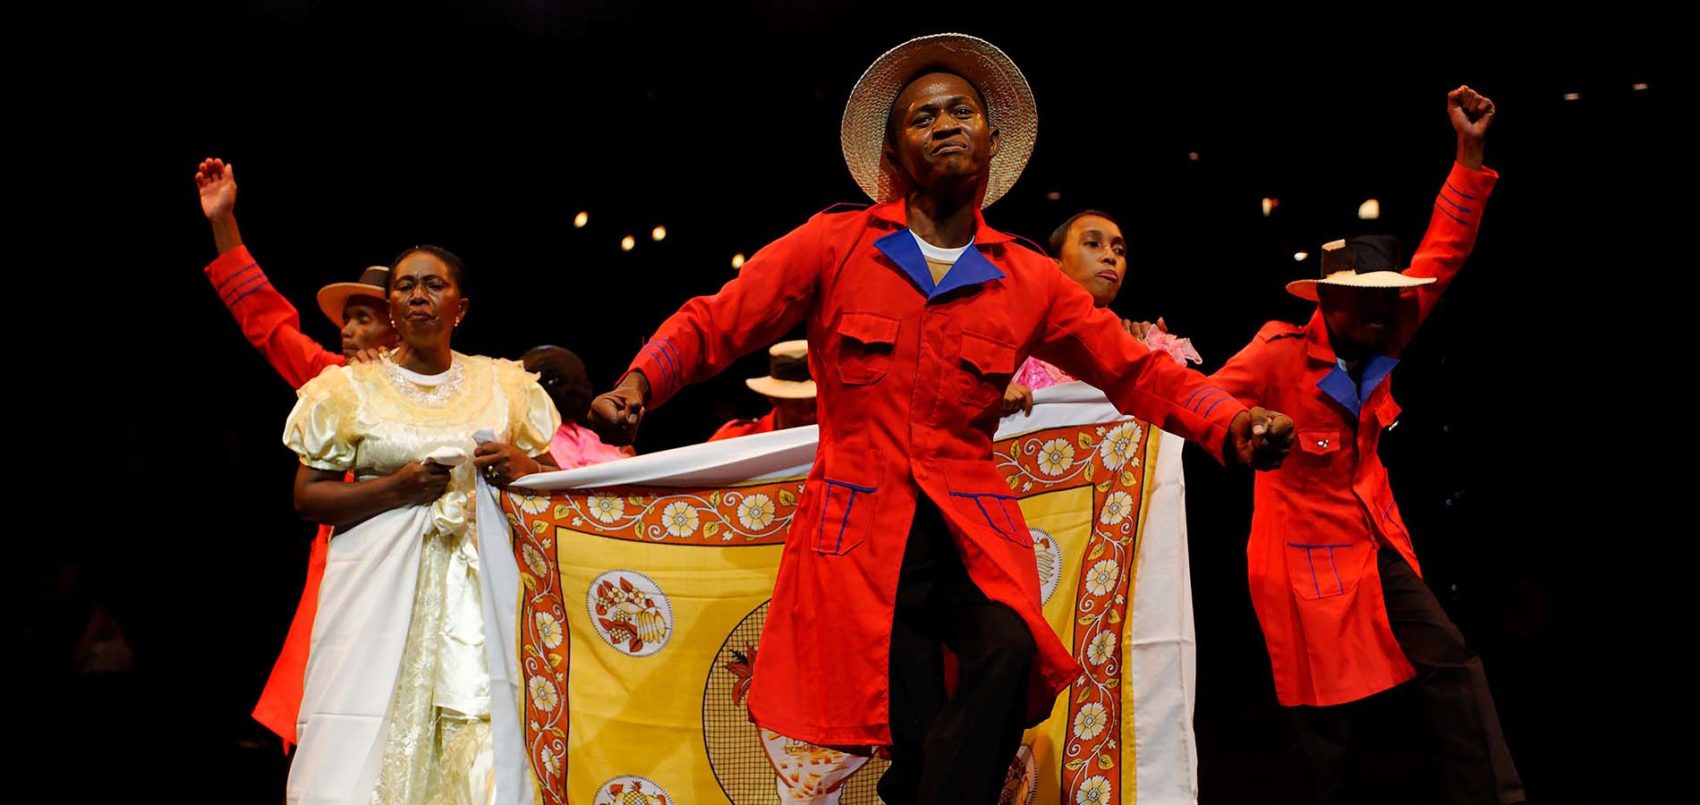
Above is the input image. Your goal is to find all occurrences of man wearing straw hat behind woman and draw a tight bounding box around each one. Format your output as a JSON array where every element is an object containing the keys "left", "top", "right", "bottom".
[{"left": 589, "top": 33, "right": 1296, "bottom": 804}]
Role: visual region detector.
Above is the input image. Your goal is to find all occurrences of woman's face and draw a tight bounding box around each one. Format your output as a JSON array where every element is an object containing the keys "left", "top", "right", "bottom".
[
  {"left": 1058, "top": 215, "right": 1127, "bottom": 308},
  {"left": 388, "top": 251, "right": 467, "bottom": 348}
]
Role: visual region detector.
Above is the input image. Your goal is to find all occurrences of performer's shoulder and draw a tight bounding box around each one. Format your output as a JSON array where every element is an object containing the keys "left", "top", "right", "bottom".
[
  {"left": 817, "top": 201, "right": 871, "bottom": 216},
  {"left": 796, "top": 202, "right": 875, "bottom": 236},
  {"left": 1256, "top": 320, "right": 1306, "bottom": 342},
  {"left": 1005, "top": 234, "right": 1051, "bottom": 260}
]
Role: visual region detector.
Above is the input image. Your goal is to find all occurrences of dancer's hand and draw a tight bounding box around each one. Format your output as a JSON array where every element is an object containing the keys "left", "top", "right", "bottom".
[
  {"left": 349, "top": 347, "right": 390, "bottom": 365},
  {"left": 1228, "top": 407, "right": 1295, "bottom": 470},
  {"left": 391, "top": 461, "right": 452, "bottom": 505},
  {"left": 1126, "top": 317, "right": 1168, "bottom": 341},
  {"left": 1448, "top": 86, "right": 1495, "bottom": 169},
  {"left": 195, "top": 158, "right": 237, "bottom": 222},
  {"left": 1002, "top": 382, "right": 1034, "bottom": 417},
  {"left": 589, "top": 373, "right": 649, "bottom": 446},
  {"left": 474, "top": 442, "right": 543, "bottom": 486}
]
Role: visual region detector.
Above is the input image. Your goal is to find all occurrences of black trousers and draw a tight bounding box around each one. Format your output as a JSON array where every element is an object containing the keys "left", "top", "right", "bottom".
[
  {"left": 1288, "top": 547, "right": 1524, "bottom": 804},
  {"left": 877, "top": 499, "right": 1035, "bottom": 805}
]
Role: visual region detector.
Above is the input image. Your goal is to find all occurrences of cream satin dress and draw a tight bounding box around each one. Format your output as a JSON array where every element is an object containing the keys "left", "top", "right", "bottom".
[{"left": 282, "top": 354, "right": 558, "bottom": 805}]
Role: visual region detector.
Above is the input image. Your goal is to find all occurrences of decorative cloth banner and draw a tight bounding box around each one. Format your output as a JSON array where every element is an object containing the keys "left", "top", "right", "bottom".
[{"left": 501, "top": 383, "right": 1199, "bottom": 804}]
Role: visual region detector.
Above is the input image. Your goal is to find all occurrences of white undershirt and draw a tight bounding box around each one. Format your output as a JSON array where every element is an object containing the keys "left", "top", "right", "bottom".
[{"left": 910, "top": 230, "right": 973, "bottom": 263}]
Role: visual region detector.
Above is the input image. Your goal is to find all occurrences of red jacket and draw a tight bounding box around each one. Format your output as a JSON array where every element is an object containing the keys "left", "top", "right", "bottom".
[
  {"left": 1209, "top": 162, "right": 1498, "bottom": 707},
  {"left": 625, "top": 200, "right": 1247, "bottom": 747},
  {"left": 205, "top": 246, "right": 340, "bottom": 746},
  {"left": 709, "top": 409, "right": 779, "bottom": 442},
  {"left": 206, "top": 245, "right": 345, "bottom": 389}
]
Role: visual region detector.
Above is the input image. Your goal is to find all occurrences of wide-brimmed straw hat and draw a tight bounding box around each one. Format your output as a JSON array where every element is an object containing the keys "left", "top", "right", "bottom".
[{"left": 840, "top": 33, "right": 1036, "bottom": 209}]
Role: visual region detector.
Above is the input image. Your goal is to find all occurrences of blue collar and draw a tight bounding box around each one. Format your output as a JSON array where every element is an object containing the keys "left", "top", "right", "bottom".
[
  {"left": 1317, "top": 354, "right": 1399, "bottom": 417},
  {"left": 874, "top": 229, "right": 1006, "bottom": 300}
]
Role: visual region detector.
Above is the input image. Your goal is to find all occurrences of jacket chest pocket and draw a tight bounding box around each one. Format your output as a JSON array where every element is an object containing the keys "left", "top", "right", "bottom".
[
  {"left": 957, "top": 329, "right": 1018, "bottom": 411},
  {"left": 835, "top": 311, "right": 900, "bottom": 386}
]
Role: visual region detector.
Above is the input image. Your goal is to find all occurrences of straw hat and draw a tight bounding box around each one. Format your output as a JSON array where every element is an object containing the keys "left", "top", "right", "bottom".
[
  {"left": 745, "top": 340, "right": 816, "bottom": 400},
  {"left": 1286, "top": 236, "right": 1435, "bottom": 301},
  {"left": 315, "top": 265, "right": 390, "bottom": 325},
  {"left": 840, "top": 33, "right": 1036, "bottom": 209}
]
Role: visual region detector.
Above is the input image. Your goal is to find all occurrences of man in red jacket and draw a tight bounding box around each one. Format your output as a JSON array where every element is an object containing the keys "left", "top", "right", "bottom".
[
  {"left": 1209, "top": 87, "right": 1523, "bottom": 804},
  {"left": 589, "top": 34, "right": 1294, "bottom": 805},
  {"left": 197, "top": 158, "right": 395, "bottom": 380},
  {"left": 195, "top": 157, "right": 397, "bottom": 747}
]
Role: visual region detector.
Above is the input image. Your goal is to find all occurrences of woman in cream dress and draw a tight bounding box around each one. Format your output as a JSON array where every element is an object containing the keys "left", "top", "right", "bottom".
[{"left": 283, "top": 245, "right": 560, "bottom": 804}]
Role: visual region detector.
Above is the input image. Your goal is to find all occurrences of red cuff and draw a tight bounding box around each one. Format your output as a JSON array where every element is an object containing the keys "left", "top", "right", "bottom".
[
  {"left": 1447, "top": 161, "right": 1498, "bottom": 193},
  {"left": 626, "top": 338, "right": 683, "bottom": 406},
  {"left": 205, "top": 244, "right": 256, "bottom": 282},
  {"left": 204, "top": 245, "right": 267, "bottom": 308}
]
